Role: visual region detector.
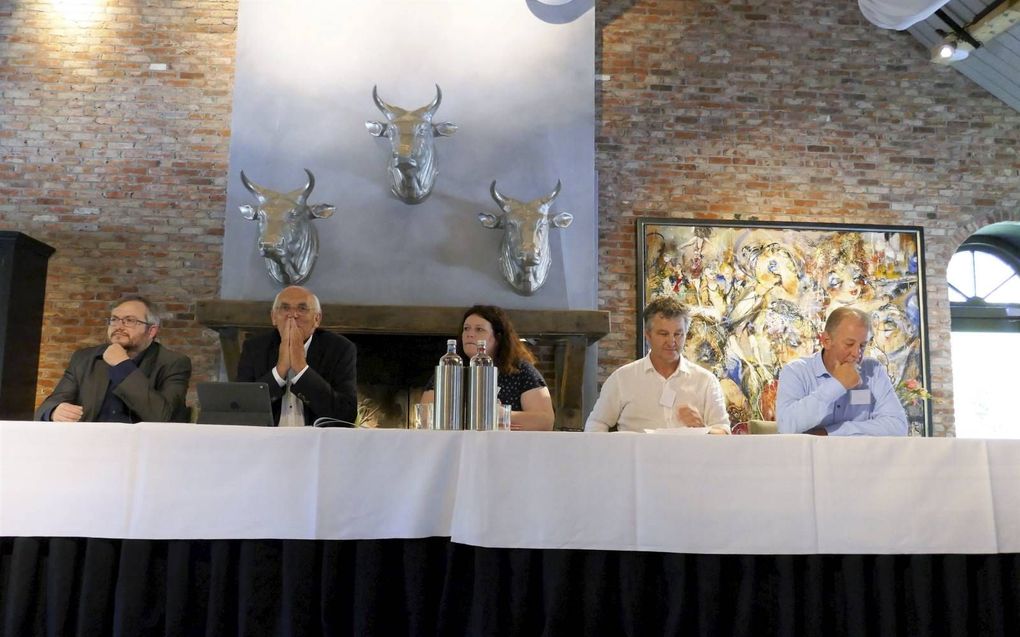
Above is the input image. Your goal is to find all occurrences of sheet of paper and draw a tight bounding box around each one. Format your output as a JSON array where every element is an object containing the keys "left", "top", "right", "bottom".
[{"left": 644, "top": 427, "right": 711, "bottom": 435}]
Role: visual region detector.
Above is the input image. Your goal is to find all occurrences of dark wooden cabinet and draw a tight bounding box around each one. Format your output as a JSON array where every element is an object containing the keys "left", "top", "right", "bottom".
[{"left": 0, "top": 232, "right": 54, "bottom": 419}]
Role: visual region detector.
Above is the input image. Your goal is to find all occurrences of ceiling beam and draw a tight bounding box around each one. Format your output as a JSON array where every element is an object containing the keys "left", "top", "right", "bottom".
[
  {"left": 933, "top": 0, "right": 1019, "bottom": 60},
  {"left": 969, "top": 0, "right": 1020, "bottom": 44}
]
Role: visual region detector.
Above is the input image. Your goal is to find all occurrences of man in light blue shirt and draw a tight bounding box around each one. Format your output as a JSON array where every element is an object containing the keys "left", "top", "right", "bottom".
[{"left": 776, "top": 307, "right": 907, "bottom": 436}]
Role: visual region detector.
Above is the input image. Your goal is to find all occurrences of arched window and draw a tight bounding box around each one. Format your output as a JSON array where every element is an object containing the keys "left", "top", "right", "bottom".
[{"left": 949, "top": 227, "right": 1020, "bottom": 439}]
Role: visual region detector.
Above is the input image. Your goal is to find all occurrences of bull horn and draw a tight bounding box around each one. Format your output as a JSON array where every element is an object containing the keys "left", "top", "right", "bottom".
[
  {"left": 297, "top": 169, "right": 315, "bottom": 205},
  {"left": 490, "top": 180, "right": 510, "bottom": 210},
  {"left": 239, "top": 170, "right": 265, "bottom": 200},
  {"left": 372, "top": 85, "right": 398, "bottom": 118},
  {"left": 540, "top": 180, "right": 562, "bottom": 207},
  {"left": 425, "top": 84, "right": 442, "bottom": 117}
]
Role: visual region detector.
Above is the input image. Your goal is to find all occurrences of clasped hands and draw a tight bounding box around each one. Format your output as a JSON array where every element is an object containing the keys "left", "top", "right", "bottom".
[{"left": 275, "top": 317, "right": 308, "bottom": 379}]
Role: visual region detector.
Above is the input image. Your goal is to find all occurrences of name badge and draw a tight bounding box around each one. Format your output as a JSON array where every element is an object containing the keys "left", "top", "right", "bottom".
[
  {"left": 659, "top": 387, "right": 676, "bottom": 407},
  {"left": 850, "top": 389, "right": 870, "bottom": 405}
]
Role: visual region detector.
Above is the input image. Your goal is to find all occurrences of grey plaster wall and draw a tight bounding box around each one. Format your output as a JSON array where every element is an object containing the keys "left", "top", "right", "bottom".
[{"left": 222, "top": 0, "right": 597, "bottom": 311}]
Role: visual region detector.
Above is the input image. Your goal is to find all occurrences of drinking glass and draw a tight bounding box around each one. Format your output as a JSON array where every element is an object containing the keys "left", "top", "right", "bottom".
[
  {"left": 497, "top": 403, "right": 512, "bottom": 431},
  {"left": 413, "top": 403, "right": 433, "bottom": 430}
]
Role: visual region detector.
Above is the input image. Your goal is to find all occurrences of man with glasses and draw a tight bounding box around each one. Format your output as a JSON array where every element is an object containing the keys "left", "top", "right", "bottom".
[
  {"left": 35, "top": 296, "right": 192, "bottom": 422},
  {"left": 236, "top": 285, "right": 358, "bottom": 426}
]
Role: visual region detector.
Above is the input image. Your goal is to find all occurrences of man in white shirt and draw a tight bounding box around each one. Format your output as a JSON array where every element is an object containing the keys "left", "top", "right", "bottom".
[{"left": 585, "top": 297, "right": 730, "bottom": 433}]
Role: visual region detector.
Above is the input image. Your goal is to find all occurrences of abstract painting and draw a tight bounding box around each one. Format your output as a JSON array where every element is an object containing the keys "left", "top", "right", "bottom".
[{"left": 637, "top": 219, "right": 931, "bottom": 434}]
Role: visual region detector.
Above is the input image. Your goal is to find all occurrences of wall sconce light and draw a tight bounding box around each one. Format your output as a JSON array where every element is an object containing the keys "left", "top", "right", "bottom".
[{"left": 51, "top": 0, "right": 105, "bottom": 26}]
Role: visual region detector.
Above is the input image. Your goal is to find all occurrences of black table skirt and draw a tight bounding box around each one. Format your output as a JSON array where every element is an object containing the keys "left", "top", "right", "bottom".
[{"left": 2, "top": 537, "right": 1018, "bottom": 637}]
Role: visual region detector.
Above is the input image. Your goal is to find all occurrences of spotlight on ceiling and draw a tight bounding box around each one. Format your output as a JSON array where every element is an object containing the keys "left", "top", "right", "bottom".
[
  {"left": 932, "top": 38, "right": 970, "bottom": 63},
  {"left": 929, "top": 8, "right": 985, "bottom": 65}
]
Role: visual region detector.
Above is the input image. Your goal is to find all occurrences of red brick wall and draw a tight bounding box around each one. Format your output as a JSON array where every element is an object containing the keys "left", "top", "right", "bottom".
[
  {"left": 3, "top": 1, "right": 1018, "bottom": 435},
  {"left": 0, "top": 0, "right": 237, "bottom": 406},
  {"left": 596, "top": 0, "right": 1020, "bottom": 435}
]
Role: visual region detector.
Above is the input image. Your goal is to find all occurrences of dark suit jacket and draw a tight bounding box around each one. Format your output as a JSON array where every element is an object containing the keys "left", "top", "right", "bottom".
[
  {"left": 236, "top": 329, "right": 358, "bottom": 426},
  {"left": 34, "top": 342, "right": 192, "bottom": 422}
]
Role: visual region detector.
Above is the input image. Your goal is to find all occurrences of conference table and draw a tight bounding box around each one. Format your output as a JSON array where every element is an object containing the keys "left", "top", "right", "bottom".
[{"left": 2, "top": 421, "right": 1018, "bottom": 636}]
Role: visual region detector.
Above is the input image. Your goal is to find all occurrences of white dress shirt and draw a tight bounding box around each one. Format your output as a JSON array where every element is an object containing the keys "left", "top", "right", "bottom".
[
  {"left": 585, "top": 355, "right": 730, "bottom": 432},
  {"left": 272, "top": 333, "right": 312, "bottom": 428}
]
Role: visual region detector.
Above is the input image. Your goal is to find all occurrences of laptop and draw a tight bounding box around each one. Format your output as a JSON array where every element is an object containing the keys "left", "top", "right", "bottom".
[{"left": 196, "top": 382, "right": 276, "bottom": 426}]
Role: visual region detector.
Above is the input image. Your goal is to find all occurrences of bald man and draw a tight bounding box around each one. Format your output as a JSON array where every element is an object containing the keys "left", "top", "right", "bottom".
[{"left": 236, "top": 286, "right": 358, "bottom": 426}]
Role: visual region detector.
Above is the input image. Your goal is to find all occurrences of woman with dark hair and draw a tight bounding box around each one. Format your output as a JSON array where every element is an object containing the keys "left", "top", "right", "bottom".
[{"left": 422, "top": 305, "right": 555, "bottom": 430}]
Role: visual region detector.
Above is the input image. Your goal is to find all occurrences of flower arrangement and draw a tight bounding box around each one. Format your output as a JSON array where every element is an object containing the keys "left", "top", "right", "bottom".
[{"left": 896, "top": 379, "right": 933, "bottom": 407}]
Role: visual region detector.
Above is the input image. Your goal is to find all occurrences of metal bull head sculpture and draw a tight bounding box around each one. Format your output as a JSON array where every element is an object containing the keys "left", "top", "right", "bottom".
[
  {"left": 365, "top": 85, "right": 457, "bottom": 204},
  {"left": 478, "top": 180, "right": 573, "bottom": 295},
  {"left": 238, "top": 169, "right": 335, "bottom": 286}
]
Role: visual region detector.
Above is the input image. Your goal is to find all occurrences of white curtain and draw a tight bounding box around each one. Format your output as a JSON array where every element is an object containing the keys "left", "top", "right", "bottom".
[{"left": 858, "top": 0, "right": 951, "bottom": 30}]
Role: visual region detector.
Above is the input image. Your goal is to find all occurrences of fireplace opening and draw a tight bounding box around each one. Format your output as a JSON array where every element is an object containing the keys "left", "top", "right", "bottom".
[{"left": 197, "top": 300, "right": 608, "bottom": 430}]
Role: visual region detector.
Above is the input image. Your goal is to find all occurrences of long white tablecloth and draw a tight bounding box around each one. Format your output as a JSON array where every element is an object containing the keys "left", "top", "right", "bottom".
[{"left": 2, "top": 421, "right": 1018, "bottom": 555}]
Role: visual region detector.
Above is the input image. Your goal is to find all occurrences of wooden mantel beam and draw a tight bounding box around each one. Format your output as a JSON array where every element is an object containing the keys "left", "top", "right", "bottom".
[{"left": 196, "top": 300, "right": 610, "bottom": 343}]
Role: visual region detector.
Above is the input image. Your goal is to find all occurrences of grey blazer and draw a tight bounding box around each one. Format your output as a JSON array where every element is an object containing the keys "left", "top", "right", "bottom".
[{"left": 34, "top": 342, "right": 192, "bottom": 423}]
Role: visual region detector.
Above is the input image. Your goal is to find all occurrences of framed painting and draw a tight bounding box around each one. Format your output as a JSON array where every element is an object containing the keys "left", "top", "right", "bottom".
[{"left": 636, "top": 219, "right": 931, "bottom": 435}]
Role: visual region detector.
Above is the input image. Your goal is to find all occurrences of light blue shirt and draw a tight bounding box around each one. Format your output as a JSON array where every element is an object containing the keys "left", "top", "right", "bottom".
[{"left": 776, "top": 352, "right": 907, "bottom": 436}]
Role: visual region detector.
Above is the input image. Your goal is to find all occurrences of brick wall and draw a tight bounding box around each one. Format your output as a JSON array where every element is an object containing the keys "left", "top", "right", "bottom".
[
  {"left": 596, "top": 0, "right": 1020, "bottom": 436},
  {"left": 3, "top": 1, "right": 1019, "bottom": 434},
  {"left": 0, "top": 0, "right": 237, "bottom": 407}
]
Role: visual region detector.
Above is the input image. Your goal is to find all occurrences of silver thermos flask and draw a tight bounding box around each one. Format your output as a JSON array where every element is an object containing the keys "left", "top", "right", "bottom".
[
  {"left": 467, "top": 340, "right": 498, "bottom": 431},
  {"left": 433, "top": 339, "right": 463, "bottom": 430}
]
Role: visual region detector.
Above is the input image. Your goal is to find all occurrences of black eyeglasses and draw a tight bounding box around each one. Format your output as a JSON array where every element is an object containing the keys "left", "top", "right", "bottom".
[
  {"left": 108, "top": 316, "right": 152, "bottom": 328},
  {"left": 275, "top": 303, "right": 313, "bottom": 316}
]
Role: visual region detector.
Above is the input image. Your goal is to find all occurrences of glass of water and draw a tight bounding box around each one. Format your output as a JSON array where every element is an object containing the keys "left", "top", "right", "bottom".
[
  {"left": 413, "top": 403, "right": 433, "bottom": 430},
  {"left": 497, "top": 403, "right": 512, "bottom": 431}
]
